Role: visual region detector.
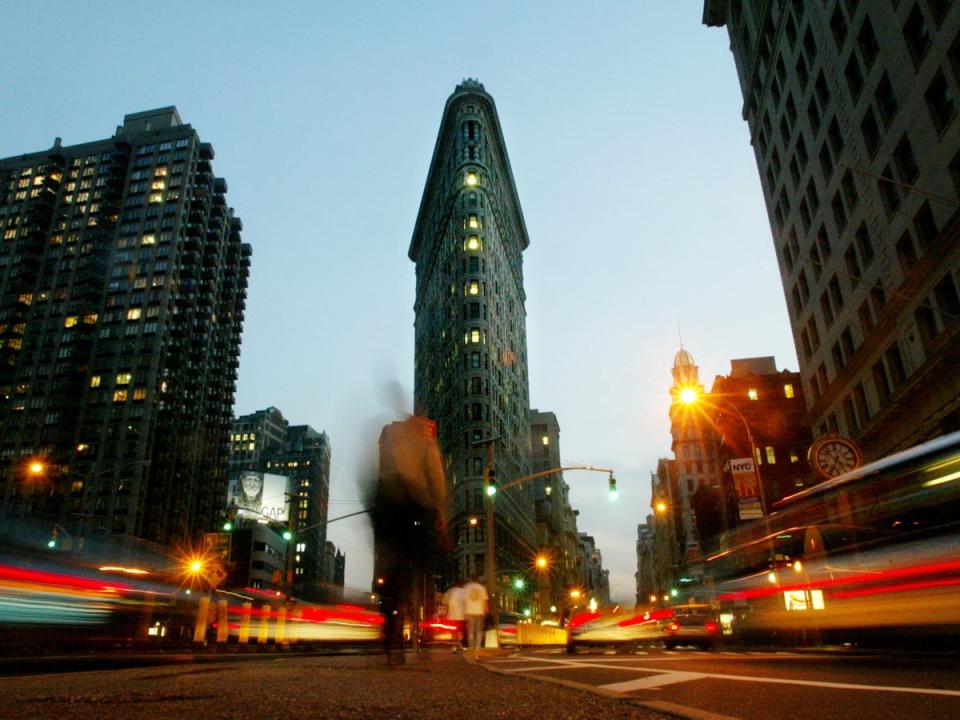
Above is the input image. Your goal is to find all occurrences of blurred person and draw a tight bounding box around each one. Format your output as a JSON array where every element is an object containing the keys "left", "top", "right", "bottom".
[
  {"left": 371, "top": 416, "right": 448, "bottom": 663},
  {"left": 462, "top": 576, "right": 488, "bottom": 651},
  {"left": 443, "top": 580, "right": 467, "bottom": 652}
]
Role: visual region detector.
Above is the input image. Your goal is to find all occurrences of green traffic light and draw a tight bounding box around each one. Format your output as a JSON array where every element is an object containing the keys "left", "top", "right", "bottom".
[
  {"left": 47, "top": 539, "right": 56, "bottom": 549},
  {"left": 282, "top": 530, "right": 293, "bottom": 541},
  {"left": 486, "top": 484, "right": 497, "bottom": 496},
  {"left": 223, "top": 521, "right": 233, "bottom": 531},
  {"left": 513, "top": 577, "right": 525, "bottom": 590}
]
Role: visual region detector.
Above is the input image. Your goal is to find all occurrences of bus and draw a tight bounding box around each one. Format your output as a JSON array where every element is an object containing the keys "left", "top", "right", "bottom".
[{"left": 706, "top": 430, "right": 960, "bottom": 646}]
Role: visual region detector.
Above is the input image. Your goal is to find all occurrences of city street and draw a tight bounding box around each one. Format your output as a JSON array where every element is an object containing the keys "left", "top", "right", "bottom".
[
  {"left": 480, "top": 647, "right": 960, "bottom": 720},
  {"left": 0, "top": 650, "right": 672, "bottom": 720}
]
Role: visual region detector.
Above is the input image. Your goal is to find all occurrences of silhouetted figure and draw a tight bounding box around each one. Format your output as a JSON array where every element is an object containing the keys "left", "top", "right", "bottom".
[{"left": 372, "top": 417, "right": 447, "bottom": 663}]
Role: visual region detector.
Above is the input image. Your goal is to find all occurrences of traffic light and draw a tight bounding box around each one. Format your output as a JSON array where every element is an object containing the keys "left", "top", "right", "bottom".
[
  {"left": 608, "top": 474, "right": 618, "bottom": 501},
  {"left": 282, "top": 529, "right": 293, "bottom": 541},
  {"left": 513, "top": 577, "right": 525, "bottom": 590},
  {"left": 485, "top": 468, "right": 497, "bottom": 496},
  {"left": 222, "top": 521, "right": 233, "bottom": 531},
  {"left": 47, "top": 527, "right": 58, "bottom": 549}
]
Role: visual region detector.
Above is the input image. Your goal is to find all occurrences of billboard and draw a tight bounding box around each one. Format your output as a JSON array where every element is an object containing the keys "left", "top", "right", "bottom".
[
  {"left": 729, "top": 457, "right": 763, "bottom": 520},
  {"left": 227, "top": 471, "right": 291, "bottom": 523}
]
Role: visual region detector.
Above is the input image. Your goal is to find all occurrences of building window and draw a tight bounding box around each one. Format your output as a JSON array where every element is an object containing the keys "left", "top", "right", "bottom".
[
  {"left": 89, "top": 375, "right": 101, "bottom": 388},
  {"left": 875, "top": 73, "right": 899, "bottom": 128},
  {"left": 783, "top": 384, "right": 795, "bottom": 399},
  {"left": 903, "top": 3, "right": 931, "bottom": 66},
  {"left": 765, "top": 447, "right": 777, "bottom": 464},
  {"left": 465, "top": 171, "right": 478, "bottom": 187},
  {"left": 115, "top": 373, "right": 131, "bottom": 385},
  {"left": 893, "top": 135, "right": 919, "bottom": 184},
  {"left": 789, "top": 450, "right": 800, "bottom": 464},
  {"left": 465, "top": 236, "right": 482, "bottom": 251},
  {"left": 126, "top": 308, "right": 141, "bottom": 320},
  {"left": 926, "top": 70, "right": 956, "bottom": 133},
  {"left": 113, "top": 390, "right": 128, "bottom": 402}
]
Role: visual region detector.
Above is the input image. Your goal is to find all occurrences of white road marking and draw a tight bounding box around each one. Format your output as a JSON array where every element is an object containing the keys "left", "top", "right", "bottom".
[
  {"left": 601, "top": 671, "right": 702, "bottom": 692},
  {"left": 496, "top": 655, "right": 960, "bottom": 698}
]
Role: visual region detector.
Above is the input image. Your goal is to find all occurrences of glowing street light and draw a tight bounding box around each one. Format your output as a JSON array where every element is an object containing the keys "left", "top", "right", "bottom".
[
  {"left": 535, "top": 554, "right": 549, "bottom": 570},
  {"left": 28, "top": 461, "right": 45, "bottom": 476}
]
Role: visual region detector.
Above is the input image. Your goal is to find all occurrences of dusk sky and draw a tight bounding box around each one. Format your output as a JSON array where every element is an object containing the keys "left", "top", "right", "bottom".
[{"left": 2, "top": 1, "right": 797, "bottom": 601}]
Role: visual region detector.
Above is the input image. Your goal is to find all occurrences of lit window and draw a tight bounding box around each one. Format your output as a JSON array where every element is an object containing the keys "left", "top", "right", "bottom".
[
  {"left": 64, "top": 316, "right": 78, "bottom": 328},
  {"left": 783, "top": 383, "right": 795, "bottom": 398},
  {"left": 149, "top": 192, "right": 163, "bottom": 203},
  {"left": 133, "top": 388, "right": 147, "bottom": 401},
  {"left": 141, "top": 234, "right": 156, "bottom": 245},
  {"left": 116, "top": 373, "right": 131, "bottom": 385},
  {"left": 765, "top": 446, "right": 776, "bottom": 464},
  {"left": 248, "top": 442, "right": 255, "bottom": 450},
  {"left": 83, "top": 313, "right": 98, "bottom": 324},
  {"left": 470, "top": 329, "right": 481, "bottom": 343},
  {"left": 154, "top": 166, "right": 167, "bottom": 177},
  {"left": 127, "top": 308, "right": 141, "bottom": 320},
  {"left": 465, "top": 171, "right": 478, "bottom": 186},
  {"left": 469, "top": 215, "right": 480, "bottom": 229},
  {"left": 90, "top": 376, "right": 101, "bottom": 388},
  {"left": 242, "top": 433, "right": 249, "bottom": 441},
  {"left": 113, "top": 390, "right": 128, "bottom": 402},
  {"left": 789, "top": 450, "right": 800, "bottom": 463},
  {"left": 542, "top": 436, "right": 549, "bottom": 446},
  {"left": 466, "top": 281, "right": 480, "bottom": 296},
  {"left": 545, "top": 485, "right": 552, "bottom": 495},
  {"left": 151, "top": 180, "right": 165, "bottom": 190},
  {"left": 748, "top": 387, "right": 759, "bottom": 400},
  {"left": 465, "top": 236, "right": 482, "bottom": 251}
]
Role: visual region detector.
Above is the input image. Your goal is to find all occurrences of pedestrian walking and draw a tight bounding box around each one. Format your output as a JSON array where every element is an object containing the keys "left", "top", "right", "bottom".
[
  {"left": 443, "top": 581, "right": 467, "bottom": 651},
  {"left": 462, "top": 576, "right": 488, "bottom": 650}
]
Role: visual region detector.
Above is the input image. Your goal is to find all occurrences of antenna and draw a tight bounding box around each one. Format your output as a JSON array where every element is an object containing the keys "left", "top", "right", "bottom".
[{"left": 677, "top": 319, "right": 684, "bottom": 349}]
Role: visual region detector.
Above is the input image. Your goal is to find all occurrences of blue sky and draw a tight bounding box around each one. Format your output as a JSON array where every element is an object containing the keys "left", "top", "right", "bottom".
[{"left": 1, "top": 1, "right": 797, "bottom": 602}]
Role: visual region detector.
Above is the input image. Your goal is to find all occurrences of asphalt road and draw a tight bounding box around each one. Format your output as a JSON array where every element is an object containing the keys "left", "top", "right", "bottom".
[{"left": 479, "top": 646, "right": 960, "bottom": 720}]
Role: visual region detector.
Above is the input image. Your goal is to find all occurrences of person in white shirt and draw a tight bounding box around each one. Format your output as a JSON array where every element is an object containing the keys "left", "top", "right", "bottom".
[
  {"left": 462, "top": 577, "right": 489, "bottom": 650},
  {"left": 443, "top": 582, "right": 467, "bottom": 651}
]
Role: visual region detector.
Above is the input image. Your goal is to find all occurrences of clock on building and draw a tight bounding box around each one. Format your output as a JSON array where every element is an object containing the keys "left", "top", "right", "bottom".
[{"left": 808, "top": 434, "right": 863, "bottom": 479}]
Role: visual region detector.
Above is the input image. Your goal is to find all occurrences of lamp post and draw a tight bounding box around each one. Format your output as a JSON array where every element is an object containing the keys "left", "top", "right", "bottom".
[
  {"left": 475, "top": 448, "right": 618, "bottom": 624},
  {"left": 678, "top": 388, "right": 767, "bottom": 517}
]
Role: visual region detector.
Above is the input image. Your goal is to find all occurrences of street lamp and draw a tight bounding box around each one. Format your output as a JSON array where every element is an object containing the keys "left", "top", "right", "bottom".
[{"left": 678, "top": 386, "right": 767, "bottom": 516}]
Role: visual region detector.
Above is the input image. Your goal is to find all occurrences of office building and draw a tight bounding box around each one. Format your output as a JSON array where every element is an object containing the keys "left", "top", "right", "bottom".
[
  {"left": 409, "top": 80, "right": 536, "bottom": 591},
  {"left": 703, "top": 1, "right": 960, "bottom": 458},
  {"left": 228, "top": 407, "right": 332, "bottom": 602},
  {"left": 710, "top": 356, "right": 813, "bottom": 507},
  {"left": 0, "top": 107, "right": 250, "bottom": 547},
  {"left": 529, "top": 409, "right": 582, "bottom": 617}
]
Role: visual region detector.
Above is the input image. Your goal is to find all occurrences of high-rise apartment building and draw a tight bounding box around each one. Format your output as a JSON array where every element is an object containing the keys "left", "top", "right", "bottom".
[
  {"left": 228, "top": 407, "right": 332, "bottom": 601},
  {"left": 410, "top": 80, "right": 535, "bottom": 590},
  {"left": 229, "top": 406, "right": 288, "bottom": 473},
  {"left": 265, "top": 425, "right": 332, "bottom": 601},
  {"left": 0, "top": 107, "right": 250, "bottom": 547},
  {"left": 704, "top": 1, "right": 960, "bottom": 458}
]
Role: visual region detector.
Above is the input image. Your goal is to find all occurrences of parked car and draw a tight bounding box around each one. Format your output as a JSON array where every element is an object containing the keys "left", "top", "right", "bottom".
[
  {"left": 661, "top": 604, "right": 719, "bottom": 650},
  {"left": 566, "top": 605, "right": 670, "bottom": 653}
]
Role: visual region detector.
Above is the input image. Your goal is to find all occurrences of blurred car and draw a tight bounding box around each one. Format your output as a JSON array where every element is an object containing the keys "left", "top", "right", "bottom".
[
  {"left": 419, "top": 617, "right": 460, "bottom": 645},
  {"left": 566, "top": 605, "right": 670, "bottom": 653},
  {"left": 661, "top": 604, "right": 719, "bottom": 650},
  {"left": 497, "top": 611, "right": 523, "bottom": 646}
]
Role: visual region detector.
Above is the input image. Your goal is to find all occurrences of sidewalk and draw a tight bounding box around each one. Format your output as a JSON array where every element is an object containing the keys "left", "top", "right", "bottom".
[{"left": 0, "top": 648, "right": 674, "bottom": 720}]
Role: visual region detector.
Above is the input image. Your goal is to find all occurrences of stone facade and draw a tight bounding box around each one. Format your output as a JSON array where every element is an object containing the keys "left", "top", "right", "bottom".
[
  {"left": 704, "top": 0, "right": 960, "bottom": 459},
  {"left": 410, "top": 80, "right": 536, "bottom": 592}
]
